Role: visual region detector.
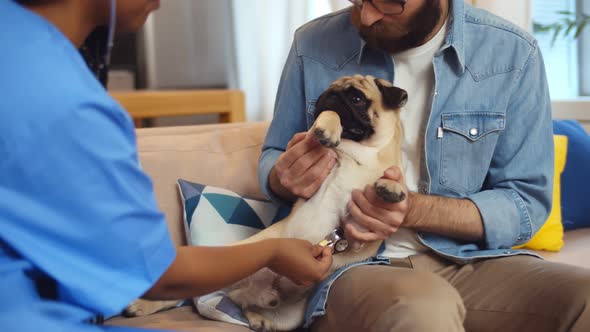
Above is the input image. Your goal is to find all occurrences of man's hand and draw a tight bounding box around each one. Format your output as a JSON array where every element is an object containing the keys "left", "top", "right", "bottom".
[
  {"left": 267, "top": 239, "right": 333, "bottom": 286},
  {"left": 270, "top": 132, "right": 338, "bottom": 201},
  {"left": 343, "top": 166, "right": 410, "bottom": 245}
]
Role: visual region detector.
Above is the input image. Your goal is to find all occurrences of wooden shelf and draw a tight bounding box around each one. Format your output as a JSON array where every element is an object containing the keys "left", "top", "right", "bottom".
[{"left": 110, "top": 89, "right": 246, "bottom": 126}]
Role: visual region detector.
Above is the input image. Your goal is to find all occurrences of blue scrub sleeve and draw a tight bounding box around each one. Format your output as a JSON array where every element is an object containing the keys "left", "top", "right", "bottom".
[{"left": 0, "top": 100, "right": 176, "bottom": 317}]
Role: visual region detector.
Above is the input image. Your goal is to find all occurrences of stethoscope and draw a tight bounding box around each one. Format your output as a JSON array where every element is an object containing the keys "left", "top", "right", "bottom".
[
  {"left": 105, "top": 0, "right": 116, "bottom": 67},
  {"left": 318, "top": 228, "right": 349, "bottom": 254}
]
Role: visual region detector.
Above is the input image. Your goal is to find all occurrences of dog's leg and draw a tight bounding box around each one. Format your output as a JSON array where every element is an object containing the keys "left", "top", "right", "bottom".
[
  {"left": 244, "top": 310, "right": 277, "bottom": 332},
  {"left": 374, "top": 178, "right": 406, "bottom": 203},
  {"left": 227, "top": 268, "right": 280, "bottom": 310},
  {"left": 310, "top": 110, "right": 342, "bottom": 148},
  {"left": 230, "top": 220, "right": 287, "bottom": 246},
  {"left": 244, "top": 296, "right": 308, "bottom": 332},
  {"left": 271, "top": 296, "right": 308, "bottom": 331},
  {"left": 123, "top": 299, "right": 181, "bottom": 317}
]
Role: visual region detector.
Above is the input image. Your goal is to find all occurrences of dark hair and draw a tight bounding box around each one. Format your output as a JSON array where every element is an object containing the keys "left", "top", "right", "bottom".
[
  {"left": 17, "top": 0, "right": 110, "bottom": 87},
  {"left": 79, "top": 27, "right": 110, "bottom": 87}
]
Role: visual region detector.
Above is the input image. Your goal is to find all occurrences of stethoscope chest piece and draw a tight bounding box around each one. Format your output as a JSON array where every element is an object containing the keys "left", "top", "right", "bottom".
[{"left": 318, "top": 228, "right": 349, "bottom": 254}]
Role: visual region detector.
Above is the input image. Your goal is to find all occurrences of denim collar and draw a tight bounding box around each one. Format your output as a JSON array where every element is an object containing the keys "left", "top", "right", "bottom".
[{"left": 355, "top": 0, "right": 466, "bottom": 73}]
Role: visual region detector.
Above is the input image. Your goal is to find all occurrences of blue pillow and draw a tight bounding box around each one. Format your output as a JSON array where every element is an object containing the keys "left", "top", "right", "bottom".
[
  {"left": 177, "top": 179, "right": 289, "bottom": 326},
  {"left": 553, "top": 120, "right": 590, "bottom": 230}
]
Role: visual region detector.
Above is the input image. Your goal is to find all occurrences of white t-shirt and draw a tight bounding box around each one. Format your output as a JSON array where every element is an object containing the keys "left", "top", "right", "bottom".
[{"left": 381, "top": 21, "right": 448, "bottom": 258}]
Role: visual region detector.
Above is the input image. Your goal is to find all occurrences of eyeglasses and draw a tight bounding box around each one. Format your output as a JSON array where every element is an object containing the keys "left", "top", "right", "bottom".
[{"left": 349, "top": 0, "right": 407, "bottom": 15}]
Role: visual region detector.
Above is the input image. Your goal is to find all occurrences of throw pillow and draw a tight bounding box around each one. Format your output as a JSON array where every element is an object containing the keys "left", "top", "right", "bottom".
[
  {"left": 177, "top": 179, "right": 289, "bottom": 326},
  {"left": 514, "top": 135, "right": 567, "bottom": 251},
  {"left": 553, "top": 120, "right": 590, "bottom": 230}
]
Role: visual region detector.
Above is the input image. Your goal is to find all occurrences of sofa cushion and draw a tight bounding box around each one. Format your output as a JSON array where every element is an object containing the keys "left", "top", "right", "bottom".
[
  {"left": 553, "top": 120, "right": 590, "bottom": 230},
  {"left": 135, "top": 122, "right": 270, "bottom": 245},
  {"left": 514, "top": 135, "right": 567, "bottom": 251},
  {"left": 106, "top": 306, "right": 251, "bottom": 331},
  {"left": 540, "top": 228, "right": 590, "bottom": 269}
]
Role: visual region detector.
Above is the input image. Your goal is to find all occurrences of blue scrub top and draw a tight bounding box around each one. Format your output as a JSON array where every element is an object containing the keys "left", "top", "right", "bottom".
[{"left": 0, "top": 1, "right": 176, "bottom": 330}]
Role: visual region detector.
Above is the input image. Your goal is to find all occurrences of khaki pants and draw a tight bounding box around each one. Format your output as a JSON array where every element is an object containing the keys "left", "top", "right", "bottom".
[{"left": 311, "top": 254, "right": 590, "bottom": 332}]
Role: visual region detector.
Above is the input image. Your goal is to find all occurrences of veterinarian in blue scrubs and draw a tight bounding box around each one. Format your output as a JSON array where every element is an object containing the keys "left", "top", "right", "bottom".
[{"left": 0, "top": 1, "right": 332, "bottom": 331}]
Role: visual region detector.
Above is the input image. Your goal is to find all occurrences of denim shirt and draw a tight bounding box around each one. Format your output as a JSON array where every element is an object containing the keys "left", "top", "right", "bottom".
[
  {"left": 259, "top": 1, "right": 554, "bottom": 325},
  {"left": 260, "top": 0, "right": 554, "bottom": 262}
]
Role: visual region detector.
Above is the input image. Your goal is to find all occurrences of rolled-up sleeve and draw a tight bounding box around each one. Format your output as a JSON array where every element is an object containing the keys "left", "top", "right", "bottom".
[
  {"left": 259, "top": 36, "right": 309, "bottom": 203},
  {"left": 468, "top": 41, "right": 554, "bottom": 249}
]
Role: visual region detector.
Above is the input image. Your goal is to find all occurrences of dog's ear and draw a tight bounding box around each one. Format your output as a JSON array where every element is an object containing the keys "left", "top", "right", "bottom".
[{"left": 375, "top": 79, "right": 408, "bottom": 110}]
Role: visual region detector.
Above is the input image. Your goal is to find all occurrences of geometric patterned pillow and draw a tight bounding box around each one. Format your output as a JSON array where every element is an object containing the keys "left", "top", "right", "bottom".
[
  {"left": 178, "top": 179, "right": 289, "bottom": 246},
  {"left": 177, "top": 179, "right": 289, "bottom": 326}
]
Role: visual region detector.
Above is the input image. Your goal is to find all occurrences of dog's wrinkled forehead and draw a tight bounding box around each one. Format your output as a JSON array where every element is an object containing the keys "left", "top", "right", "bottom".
[
  {"left": 329, "top": 75, "right": 377, "bottom": 96},
  {"left": 328, "top": 75, "right": 407, "bottom": 110}
]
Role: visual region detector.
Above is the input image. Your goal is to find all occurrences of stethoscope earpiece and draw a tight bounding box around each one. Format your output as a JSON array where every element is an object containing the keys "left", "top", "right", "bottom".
[{"left": 105, "top": 0, "right": 116, "bottom": 66}]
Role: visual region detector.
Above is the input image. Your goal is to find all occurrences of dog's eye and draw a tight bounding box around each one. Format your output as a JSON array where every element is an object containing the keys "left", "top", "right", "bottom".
[{"left": 348, "top": 91, "right": 367, "bottom": 107}]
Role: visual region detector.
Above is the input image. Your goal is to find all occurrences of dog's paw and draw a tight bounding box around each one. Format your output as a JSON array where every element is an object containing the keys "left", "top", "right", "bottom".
[
  {"left": 374, "top": 179, "right": 406, "bottom": 203},
  {"left": 245, "top": 310, "right": 277, "bottom": 332},
  {"left": 313, "top": 127, "right": 341, "bottom": 148},
  {"left": 123, "top": 299, "right": 180, "bottom": 317},
  {"left": 311, "top": 110, "right": 342, "bottom": 148}
]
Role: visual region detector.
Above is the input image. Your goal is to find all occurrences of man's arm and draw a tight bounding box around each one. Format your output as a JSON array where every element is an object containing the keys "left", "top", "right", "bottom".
[
  {"left": 464, "top": 41, "right": 553, "bottom": 248},
  {"left": 346, "top": 42, "right": 553, "bottom": 249},
  {"left": 344, "top": 168, "right": 483, "bottom": 243},
  {"left": 405, "top": 193, "right": 484, "bottom": 242},
  {"left": 259, "top": 38, "right": 336, "bottom": 203},
  {"left": 259, "top": 39, "right": 308, "bottom": 203}
]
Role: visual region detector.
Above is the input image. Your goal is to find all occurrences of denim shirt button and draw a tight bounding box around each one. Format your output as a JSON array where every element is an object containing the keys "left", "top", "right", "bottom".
[{"left": 469, "top": 128, "right": 479, "bottom": 136}]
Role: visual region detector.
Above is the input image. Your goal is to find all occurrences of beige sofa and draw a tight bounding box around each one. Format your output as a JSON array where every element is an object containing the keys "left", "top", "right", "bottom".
[{"left": 108, "top": 121, "right": 590, "bottom": 331}]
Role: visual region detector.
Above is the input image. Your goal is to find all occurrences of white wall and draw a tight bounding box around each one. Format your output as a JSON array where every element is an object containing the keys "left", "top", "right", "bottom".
[
  {"left": 472, "top": 0, "right": 532, "bottom": 31},
  {"left": 330, "top": 0, "right": 351, "bottom": 11}
]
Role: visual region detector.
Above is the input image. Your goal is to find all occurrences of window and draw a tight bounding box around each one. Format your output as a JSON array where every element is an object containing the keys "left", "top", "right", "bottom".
[
  {"left": 532, "top": 0, "right": 589, "bottom": 98},
  {"left": 580, "top": 0, "right": 590, "bottom": 95}
]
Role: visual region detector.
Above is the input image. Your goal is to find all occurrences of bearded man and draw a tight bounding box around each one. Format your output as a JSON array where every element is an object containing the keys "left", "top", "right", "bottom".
[{"left": 259, "top": 0, "right": 590, "bottom": 331}]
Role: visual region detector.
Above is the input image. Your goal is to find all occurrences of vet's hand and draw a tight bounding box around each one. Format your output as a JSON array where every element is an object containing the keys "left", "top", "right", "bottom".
[
  {"left": 270, "top": 132, "right": 338, "bottom": 200},
  {"left": 267, "top": 239, "right": 333, "bottom": 286},
  {"left": 343, "top": 166, "right": 410, "bottom": 245}
]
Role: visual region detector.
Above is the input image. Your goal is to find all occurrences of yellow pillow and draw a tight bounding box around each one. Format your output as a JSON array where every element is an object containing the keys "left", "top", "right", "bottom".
[{"left": 514, "top": 135, "right": 568, "bottom": 252}]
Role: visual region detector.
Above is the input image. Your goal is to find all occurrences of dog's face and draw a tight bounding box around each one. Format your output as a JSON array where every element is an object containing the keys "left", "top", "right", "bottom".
[{"left": 314, "top": 75, "right": 407, "bottom": 147}]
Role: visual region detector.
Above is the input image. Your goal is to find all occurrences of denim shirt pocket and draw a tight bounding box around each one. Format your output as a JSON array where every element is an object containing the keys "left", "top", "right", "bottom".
[
  {"left": 440, "top": 112, "right": 505, "bottom": 194},
  {"left": 306, "top": 99, "right": 317, "bottom": 129}
]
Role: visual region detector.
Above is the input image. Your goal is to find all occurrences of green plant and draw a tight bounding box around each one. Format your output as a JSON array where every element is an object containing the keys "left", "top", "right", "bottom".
[{"left": 533, "top": 10, "right": 589, "bottom": 46}]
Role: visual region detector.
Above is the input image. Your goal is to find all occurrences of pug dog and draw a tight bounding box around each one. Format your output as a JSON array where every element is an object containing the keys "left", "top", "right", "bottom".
[{"left": 124, "top": 75, "right": 408, "bottom": 332}]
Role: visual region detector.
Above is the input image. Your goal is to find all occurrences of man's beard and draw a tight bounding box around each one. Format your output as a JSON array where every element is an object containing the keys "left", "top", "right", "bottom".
[{"left": 351, "top": 0, "right": 443, "bottom": 54}]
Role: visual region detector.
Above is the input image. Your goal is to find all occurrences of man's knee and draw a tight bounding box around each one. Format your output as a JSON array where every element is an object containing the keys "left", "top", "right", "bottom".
[
  {"left": 561, "top": 271, "right": 590, "bottom": 332},
  {"left": 373, "top": 270, "right": 465, "bottom": 331},
  {"left": 314, "top": 266, "right": 465, "bottom": 332}
]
